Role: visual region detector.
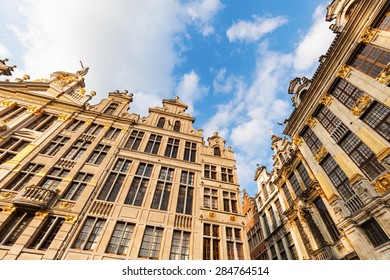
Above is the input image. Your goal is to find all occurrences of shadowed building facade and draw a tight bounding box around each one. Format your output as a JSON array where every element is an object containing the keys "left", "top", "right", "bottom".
[
  {"left": 245, "top": 0, "right": 390, "bottom": 260},
  {"left": 0, "top": 63, "right": 250, "bottom": 260}
]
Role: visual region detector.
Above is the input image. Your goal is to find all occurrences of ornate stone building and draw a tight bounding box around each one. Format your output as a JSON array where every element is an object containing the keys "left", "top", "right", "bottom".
[
  {"left": 245, "top": 0, "right": 390, "bottom": 260},
  {"left": 0, "top": 62, "right": 250, "bottom": 260}
]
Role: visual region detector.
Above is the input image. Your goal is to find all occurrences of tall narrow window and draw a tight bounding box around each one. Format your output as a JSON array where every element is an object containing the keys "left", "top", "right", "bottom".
[
  {"left": 296, "top": 163, "right": 312, "bottom": 188},
  {"left": 0, "top": 106, "right": 26, "bottom": 123},
  {"left": 170, "top": 230, "right": 190, "bottom": 260},
  {"left": 124, "top": 162, "right": 153, "bottom": 206},
  {"left": 4, "top": 163, "right": 44, "bottom": 191},
  {"left": 268, "top": 207, "right": 278, "bottom": 230},
  {"left": 106, "top": 222, "right": 135, "bottom": 255},
  {"left": 66, "top": 119, "right": 85, "bottom": 132},
  {"left": 62, "top": 172, "right": 93, "bottom": 201},
  {"left": 104, "top": 127, "right": 121, "bottom": 140},
  {"left": 176, "top": 171, "right": 194, "bottom": 215},
  {"left": 72, "top": 217, "right": 106, "bottom": 250},
  {"left": 226, "top": 227, "right": 244, "bottom": 260},
  {"left": 376, "top": 6, "right": 390, "bottom": 31},
  {"left": 204, "top": 188, "right": 218, "bottom": 210},
  {"left": 221, "top": 167, "right": 234, "bottom": 183},
  {"left": 28, "top": 216, "right": 64, "bottom": 250},
  {"left": 138, "top": 226, "right": 164, "bottom": 259},
  {"left": 282, "top": 184, "right": 294, "bottom": 208},
  {"left": 63, "top": 139, "right": 91, "bottom": 161},
  {"left": 0, "top": 137, "right": 30, "bottom": 165},
  {"left": 124, "top": 130, "right": 144, "bottom": 151},
  {"left": 214, "top": 147, "right": 221, "bottom": 156},
  {"left": 351, "top": 45, "right": 390, "bottom": 78},
  {"left": 98, "top": 158, "right": 131, "bottom": 202},
  {"left": 183, "top": 141, "right": 196, "bottom": 162},
  {"left": 42, "top": 135, "right": 70, "bottom": 156},
  {"left": 203, "top": 223, "right": 220, "bottom": 260},
  {"left": 288, "top": 173, "right": 302, "bottom": 196},
  {"left": 301, "top": 127, "right": 323, "bottom": 153},
  {"left": 361, "top": 101, "right": 390, "bottom": 142},
  {"left": 313, "top": 197, "right": 340, "bottom": 243},
  {"left": 0, "top": 211, "right": 34, "bottom": 245},
  {"left": 164, "top": 138, "right": 180, "bottom": 158},
  {"left": 223, "top": 191, "right": 238, "bottom": 213},
  {"left": 275, "top": 199, "right": 283, "bottom": 221},
  {"left": 85, "top": 123, "right": 104, "bottom": 136},
  {"left": 41, "top": 167, "right": 70, "bottom": 190},
  {"left": 361, "top": 218, "right": 390, "bottom": 247},
  {"left": 262, "top": 213, "right": 271, "bottom": 236},
  {"left": 204, "top": 164, "right": 217, "bottom": 180},
  {"left": 157, "top": 117, "right": 165, "bottom": 128},
  {"left": 104, "top": 103, "right": 118, "bottom": 114},
  {"left": 87, "top": 144, "right": 110, "bottom": 165},
  {"left": 286, "top": 233, "right": 298, "bottom": 260},
  {"left": 173, "top": 120, "right": 181, "bottom": 132},
  {"left": 26, "top": 114, "right": 56, "bottom": 132},
  {"left": 151, "top": 167, "right": 174, "bottom": 211},
  {"left": 144, "top": 134, "right": 162, "bottom": 154},
  {"left": 277, "top": 239, "right": 287, "bottom": 260}
]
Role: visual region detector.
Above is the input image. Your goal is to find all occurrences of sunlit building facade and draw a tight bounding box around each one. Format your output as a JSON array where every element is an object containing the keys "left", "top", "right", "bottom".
[{"left": 0, "top": 60, "right": 250, "bottom": 260}]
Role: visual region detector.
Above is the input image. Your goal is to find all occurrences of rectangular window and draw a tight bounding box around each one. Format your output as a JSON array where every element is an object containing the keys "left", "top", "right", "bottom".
[
  {"left": 164, "top": 138, "right": 180, "bottom": 158},
  {"left": 42, "top": 135, "right": 70, "bottom": 156},
  {"left": 62, "top": 172, "right": 93, "bottom": 201},
  {"left": 377, "top": 6, "right": 390, "bottom": 31},
  {"left": 268, "top": 207, "right": 278, "bottom": 230},
  {"left": 26, "top": 114, "right": 56, "bottom": 132},
  {"left": 106, "top": 221, "right": 135, "bottom": 255},
  {"left": 176, "top": 171, "right": 194, "bottom": 215},
  {"left": 270, "top": 244, "right": 278, "bottom": 260},
  {"left": 28, "top": 216, "right": 64, "bottom": 250},
  {"left": 72, "top": 217, "right": 106, "bottom": 250},
  {"left": 0, "top": 211, "right": 34, "bottom": 245},
  {"left": 288, "top": 173, "right": 302, "bottom": 196},
  {"left": 330, "top": 79, "right": 364, "bottom": 109},
  {"left": 223, "top": 191, "right": 238, "bottom": 213},
  {"left": 87, "top": 144, "right": 110, "bottom": 165},
  {"left": 0, "top": 137, "right": 30, "bottom": 165},
  {"left": 315, "top": 106, "right": 345, "bottom": 137},
  {"left": 183, "top": 141, "right": 196, "bottom": 162},
  {"left": 85, "top": 123, "right": 104, "bottom": 136},
  {"left": 124, "top": 162, "right": 153, "bottom": 206},
  {"left": 351, "top": 45, "right": 390, "bottom": 78},
  {"left": 138, "top": 226, "right": 163, "bottom": 259},
  {"left": 286, "top": 233, "right": 298, "bottom": 260},
  {"left": 204, "top": 188, "right": 218, "bottom": 210},
  {"left": 98, "top": 158, "right": 131, "bottom": 202},
  {"left": 104, "top": 127, "right": 121, "bottom": 140},
  {"left": 221, "top": 167, "right": 234, "bottom": 183},
  {"left": 226, "top": 227, "right": 244, "bottom": 260},
  {"left": 124, "top": 130, "right": 144, "bottom": 151},
  {"left": 282, "top": 184, "right": 294, "bottom": 207},
  {"left": 313, "top": 197, "right": 340, "bottom": 243},
  {"left": 204, "top": 164, "right": 217, "bottom": 180},
  {"left": 203, "top": 223, "right": 220, "bottom": 260},
  {"left": 361, "top": 218, "right": 390, "bottom": 247},
  {"left": 151, "top": 167, "right": 174, "bottom": 211},
  {"left": 0, "top": 106, "right": 26, "bottom": 123},
  {"left": 66, "top": 119, "right": 85, "bottom": 132},
  {"left": 362, "top": 101, "right": 390, "bottom": 142},
  {"left": 301, "top": 127, "right": 323, "bottom": 153},
  {"left": 41, "top": 167, "right": 70, "bottom": 190},
  {"left": 4, "top": 163, "right": 44, "bottom": 191},
  {"left": 63, "top": 139, "right": 91, "bottom": 161},
  {"left": 277, "top": 239, "right": 287, "bottom": 260},
  {"left": 262, "top": 213, "right": 271, "bottom": 236},
  {"left": 169, "top": 230, "right": 190, "bottom": 260},
  {"left": 339, "top": 132, "right": 385, "bottom": 180},
  {"left": 296, "top": 163, "right": 312, "bottom": 188},
  {"left": 275, "top": 199, "right": 283, "bottom": 221},
  {"left": 144, "top": 134, "right": 162, "bottom": 154}
]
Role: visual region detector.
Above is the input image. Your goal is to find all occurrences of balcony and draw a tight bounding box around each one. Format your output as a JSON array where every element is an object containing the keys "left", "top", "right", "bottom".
[
  {"left": 344, "top": 194, "right": 364, "bottom": 214},
  {"left": 174, "top": 214, "right": 192, "bottom": 230},
  {"left": 311, "top": 245, "right": 334, "bottom": 260},
  {"left": 13, "top": 185, "right": 57, "bottom": 210}
]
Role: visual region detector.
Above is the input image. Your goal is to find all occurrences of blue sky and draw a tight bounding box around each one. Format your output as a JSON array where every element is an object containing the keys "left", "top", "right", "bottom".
[{"left": 0, "top": 0, "right": 335, "bottom": 196}]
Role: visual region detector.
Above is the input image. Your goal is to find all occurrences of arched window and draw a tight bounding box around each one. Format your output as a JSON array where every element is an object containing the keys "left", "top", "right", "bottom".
[
  {"left": 104, "top": 103, "right": 118, "bottom": 114},
  {"left": 157, "top": 117, "right": 165, "bottom": 128},
  {"left": 173, "top": 120, "right": 181, "bottom": 132},
  {"left": 214, "top": 147, "right": 221, "bottom": 156}
]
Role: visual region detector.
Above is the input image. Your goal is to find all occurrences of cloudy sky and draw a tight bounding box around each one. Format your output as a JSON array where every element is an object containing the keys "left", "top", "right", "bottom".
[{"left": 0, "top": 0, "right": 335, "bottom": 196}]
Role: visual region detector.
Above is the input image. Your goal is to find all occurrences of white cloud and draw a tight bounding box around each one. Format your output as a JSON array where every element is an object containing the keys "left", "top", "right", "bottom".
[
  {"left": 226, "top": 15, "right": 288, "bottom": 43},
  {"left": 0, "top": 44, "right": 10, "bottom": 57},
  {"left": 175, "top": 70, "right": 209, "bottom": 115},
  {"left": 293, "top": 5, "right": 335, "bottom": 72},
  {"left": 184, "top": 0, "right": 223, "bottom": 36}
]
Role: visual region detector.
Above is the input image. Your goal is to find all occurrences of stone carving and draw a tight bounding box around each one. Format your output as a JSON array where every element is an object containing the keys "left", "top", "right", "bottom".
[
  {"left": 336, "top": 65, "right": 351, "bottom": 79},
  {"left": 376, "top": 63, "right": 390, "bottom": 85},
  {"left": 372, "top": 173, "right": 390, "bottom": 195},
  {"left": 351, "top": 95, "right": 371, "bottom": 116},
  {"left": 314, "top": 146, "right": 327, "bottom": 162},
  {"left": 358, "top": 27, "right": 377, "bottom": 44}
]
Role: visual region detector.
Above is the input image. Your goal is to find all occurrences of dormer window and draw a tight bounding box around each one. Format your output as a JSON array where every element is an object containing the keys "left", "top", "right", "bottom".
[
  {"left": 157, "top": 117, "right": 165, "bottom": 128},
  {"left": 104, "top": 103, "right": 118, "bottom": 114},
  {"left": 173, "top": 120, "right": 181, "bottom": 132},
  {"left": 214, "top": 147, "right": 221, "bottom": 157}
]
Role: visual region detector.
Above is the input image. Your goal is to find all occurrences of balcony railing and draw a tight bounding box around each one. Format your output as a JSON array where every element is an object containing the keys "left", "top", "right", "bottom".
[
  {"left": 312, "top": 245, "right": 334, "bottom": 260},
  {"left": 344, "top": 194, "right": 364, "bottom": 214},
  {"left": 13, "top": 185, "right": 57, "bottom": 210},
  {"left": 174, "top": 214, "right": 192, "bottom": 230}
]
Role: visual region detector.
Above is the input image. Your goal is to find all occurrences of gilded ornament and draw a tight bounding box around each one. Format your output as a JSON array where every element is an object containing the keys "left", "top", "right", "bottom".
[
  {"left": 65, "top": 215, "right": 78, "bottom": 223},
  {"left": 27, "top": 105, "right": 45, "bottom": 115},
  {"left": 0, "top": 119, "right": 6, "bottom": 131},
  {"left": 58, "top": 114, "right": 71, "bottom": 121},
  {"left": 0, "top": 99, "right": 17, "bottom": 108},
  {"left": 336, "top": 65, "right": 351, "bottom": 79},
  {"left": 293, "top": 136, "right": 302, "bottom": 147},
  {"left": 121, "top": 127, "right": 128, "bottom": 133},
  {"left": 58, "top": 201, "right": 73, "bottom": 209},
  {"left": 305, "top": 117, "right": 316, "bottom": 128},
  {"left": 208, "top": 212, "right": 216, "bottom": 218},
  {"left": 0, "top": 191, "right": 16, "bottom": 200},
  {"left": 376, "top": 63, "right": 390, "bottom": 85},
  {"left": 351, "top": 95, "right": 371, "bottom": 116},
  {"left": 35, "top": 211, "right": 49, "bottom": 218},
  {"left": 357, "top": 27, "right": 377, "bottom": 44},
  {"left": 313, "top": 146, "right": 327, "bottom": 162},
  {"left": 1, "top": 206, "right": 16, "bottom": 213},
  {"left": 319, "top": 94, "right": 332, "bottom": 106},
  {"left": 372, "top": 173, "right": 390, "bottom": 194},
  {"left": 53, "top": 74, "right": 76, "bottom": 87},
  {"left": 229, "top": 215, "right": 237, "bottom": 222}
]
